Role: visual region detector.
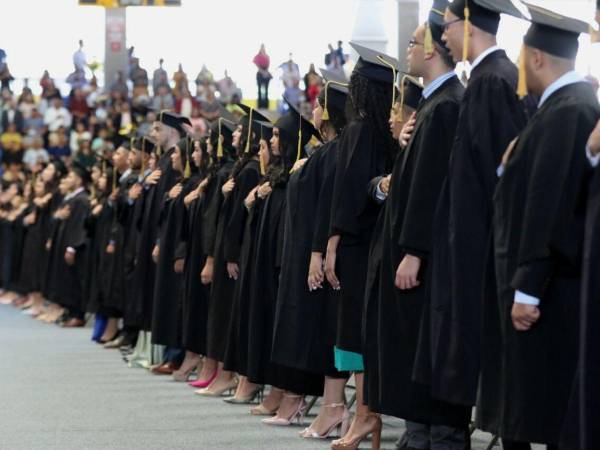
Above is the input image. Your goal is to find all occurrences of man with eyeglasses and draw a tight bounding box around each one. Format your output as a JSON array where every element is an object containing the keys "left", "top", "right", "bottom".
[{"left": 411, "top": 0, "right": 527, "bottom": 446}]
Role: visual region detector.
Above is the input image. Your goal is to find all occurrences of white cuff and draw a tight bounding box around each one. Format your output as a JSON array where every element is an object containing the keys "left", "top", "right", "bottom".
[
  {"left": 514, "top": 290, "right": 540, "bottom": 306},
  {"left": 586, "top": 145, "right": 600, "bottom": 168},
  {"left": 66, "top": 247, "right": 76, "bottom": 254}
]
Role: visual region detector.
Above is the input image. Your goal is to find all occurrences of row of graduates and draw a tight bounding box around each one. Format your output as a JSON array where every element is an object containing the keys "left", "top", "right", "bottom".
[{"left": 5, "top": 1, "right": 600, "bottom": 450}]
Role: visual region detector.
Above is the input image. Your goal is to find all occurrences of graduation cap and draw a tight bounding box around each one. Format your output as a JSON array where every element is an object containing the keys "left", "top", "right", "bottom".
[
  {"left": 395, "top": 75, "right": 424, "bottom": 122},
  {"left": 177, "top": 135, "right": 195, "bottom": 179},
  {"left": 523, "top": 2, "right": 590, "bottom": 59},
  {"left": 275, "top": 97, "right": 321, "bottom": 168},
  {"left": 135, "top": 136, "right": 155, "bottom": 175},
  {"left": 71, "top": 160, "right": 92, "bottom": 185},
  {"left": 256, "top": 120, "right": 274, "bottom": 175},
  {"left": 157, "top": 110, "right": 192, "bottom": 137},
  {"left": 319, "top": 68, "right": 349, "bottom": 122},
  {"left": 425, "top": 0, "right": 450, "bottom": 55},
  {"left": 235, "top": 103, "right": 272, "bottom": 153}
]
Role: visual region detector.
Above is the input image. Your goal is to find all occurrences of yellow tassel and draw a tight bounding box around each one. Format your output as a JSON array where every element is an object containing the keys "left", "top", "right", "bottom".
[
  {"left": 462, "top": 2, "right": 471, "bottom": 81},
  {"left": 140, "top": 138, "right": 146, "bottom": 175},
  {"left": 259, "top": 151, "right": 266, "bottom": 176},
  {"left": 376, "top": 55, "right": 397, "bottom": 122},
  {"left": 322, "top": 81, "right": 330, "bottom": 121},
  {"left": 244, "top": 108, "right": 253, "bottom": 153},
  {"left": 184, "top": 137, "right": 191, "bottom": 179},
  {"left": 517, "top": 44, "right": 528, "bottom": 99},
  {"left": 293, "top": 113, "right": 303, "bottom": 171},
  {"left": 398, "top": 75, "right": 409, "bottom": 124},
  {"left": 217, "top": 119, "right": 224, "bottom": 158},
  {"left": 424, "top": 23, "right": 434, "bottom": 57},
  {"left": 156, "top": 144, "right": 162, "bottom": 157}
]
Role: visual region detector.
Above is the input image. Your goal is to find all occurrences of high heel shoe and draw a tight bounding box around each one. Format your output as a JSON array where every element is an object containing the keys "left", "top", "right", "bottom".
[
  {"left": 262, "top": 395, "right": 308, "bottom": 426},
  {"left": 194, "top": 377, "right": 238, "bottom": 397},
  {"left": 224, "top": 385, "right": 264, "bottom": 404},
  {"left": 330, "top": 413, "right": 382, "bottom": 450},
  {"left": 300, "top": 403, "right": 350, "bottom": 439},
  {"left": 250, "top": 403, "right": 279, "bottom": 416},
  {"left": 188, "top": 369, "right": 218, "bottom": 388}
]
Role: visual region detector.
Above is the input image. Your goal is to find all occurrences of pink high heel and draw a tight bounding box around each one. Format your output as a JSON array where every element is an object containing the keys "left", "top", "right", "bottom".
[{"left": 188, "top": 370, "right": 218, "bottom": 388}]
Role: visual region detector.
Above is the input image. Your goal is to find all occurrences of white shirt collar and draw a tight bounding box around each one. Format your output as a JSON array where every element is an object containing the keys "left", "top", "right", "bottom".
[
  {"left": 538, "top": 71, "right": 584, "bottom": 108},
  {"left": 422, "top": 71, "right": 457, "bottom": 99},
  {"left": 119, "top": 168, "right": 132, "bottom": 183},
  {"left": 64, "top": 187, "right": 85, "bottom": 202},
  {"left": 470, "top": 45, "right": 502, "bottom": 71}
]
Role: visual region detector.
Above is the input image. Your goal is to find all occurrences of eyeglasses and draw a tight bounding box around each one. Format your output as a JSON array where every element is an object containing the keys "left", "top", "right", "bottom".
[
  {"left": 442, "top": 18, "right": 462, "bottom": 30},
  {"left": 408, "top": 38, "right": 424, "bottom": 49}
]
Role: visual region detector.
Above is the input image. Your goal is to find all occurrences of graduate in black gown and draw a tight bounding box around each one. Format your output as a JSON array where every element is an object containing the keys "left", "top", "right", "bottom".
[
  {"left": 240, "top": 99, "right": 324, "bottom": 427},
  {"left": 271, "top": 71, "right": 352, "bottom": 439},
  {"left": 411, "top": 0, "right": 528, "bottom": 423},
  {"left": 562, "top": 119, "right": 600, "bottom": 450},
  {"left": 48, "top": 162, "right": 91, "bottom": 327},
  {"left": 187, "top": 116, "right": 237, "bottom": 389},
  {"left": 323, "top": 42, "right": 397, "bottom": 450},
  {"left": 477, "top": 6, "right": 599, "bottom": 448},
  {"left": 151, "top": 135, "right": 201, "bottom": 377},
  {"left": 199, "top": 105, "right": 268, "bottom": 396},
  {"left": 129, "top": 112, "right": 190, "bottom": 372},
  {"left": 177, "top": 138, "right": 210, "bottom": 380}
]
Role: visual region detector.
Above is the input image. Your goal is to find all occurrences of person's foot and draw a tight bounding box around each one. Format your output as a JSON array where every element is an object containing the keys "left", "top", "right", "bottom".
[
  {"left": 62, "top": 317, "right": 86, "bottom": 328},
  {"left": 300, "top": 403, "right": 349, "bottom": 438},
  {"left": 262, "top": 394, "right": 307, "bottom": 426},
  {"left": 332, "top": 411, "right": 381, "bottom": 447},
  {"left": 195, "top": 376, "right": 238, "bottom": 396},
  {"left": 251, "top": 387, "right": 283, "bottom": 415},
  {"left": 173, "top": 354, "right": 200, "bottom": 381},
  {"left": 233, "top": 377, "right": 260, "bottom": 399}
]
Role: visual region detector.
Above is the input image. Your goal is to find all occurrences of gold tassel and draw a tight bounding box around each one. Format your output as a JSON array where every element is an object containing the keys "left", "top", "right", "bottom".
[
  {"left": 322, "top": 81, "right": 330, "bottom": 121},
  {"left": 259, "top": 151, "right": 266, "bottom": 176},
  {"left": 376, "top": 55, "right": 397, "bottom": 122},
  {"left": 462, "top": 1, "right": 471, "bottom": 82},
  {"left": 244, "top": 107, "right": 253, "bottom": 153},
  {"left": 156, "top": 143, "right": 162, "bottom": 157},
  {"left": 424, "top": 23, "right": 434, "bottom": 57},
  {"left": 112, "top": 166, "right": 117, "bottom": 191},
  {"left": 102, "top": 159, "right": 107, "bottom": 175},
  {"left": 184, "top": 137, "right": 191, "bottom": 179},
  {"left": 140, "top": 137, "right": 146, "bottom": 175},
  {"left": 293, "top": 113, "right": 303, "bottom": 170},
  {"left": 517, "top": 44, "right": 528, "bottom": 99},
  {"left": 398, "top": 75, "right": 409, "bottom": 124},
  {"left": 217, "top": 119, "right": 224, "bottom": 158}
]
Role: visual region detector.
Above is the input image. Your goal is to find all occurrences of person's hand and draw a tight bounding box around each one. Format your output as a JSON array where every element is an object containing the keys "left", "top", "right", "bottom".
[
  {"left": 146, "top": 169, "right": 162, "bottom": 186},
  {"left": 24, "top": 211, "right": 36, "bottom": 226},
  {"left": 588, "top": 119, "right": 600, "bottom": 156},
  {"left": 169, "top": 183, "right": 183, "bottom": 199},
  {"left": 227, "top": 262, "right": 239, "bottom": 280},
  {"left": 46, "top": 239, "right": 52, "bottom": 251},
  {"left": 379, "top": 175, "right": 391, "bottom": 196},
  {"left": 174, "top": 258, "right": 185, "bottom": 273},
  {"left": 325, "top": 235, "right": 341, "bottom": 290},
  {"left": 257, "top": 182, "right": 272, "bottom": 199},
  {"left": 64, "top": 250, "right": 76, "bottom": 266},
  {"left": 395, "top": 254, "right": 421, "bottom": 290},
  {"left": 511, "top": 303, "right": 541, "bottom": 331},
  {"left": 152, "top": 244, "right": 160, "bottom": 263},
  {"left": 198, "top": 177, "right": 209, "bottom": 192},
  {"left": 200, "top": 256, "right": 214, "bottom": 285},
  {"left": 90, "top": 197, "right": 98, "bottom": 208},
  {"left": 308, "top": 252, "right": 325, "bottom": 291},
  {"left": 290, "top": 158, "right": 308, "bottom": 173},
  {"left": 106, "top": 242, "right": 115, "bottom": 254},
  {"left": 400, "top": 112, "right": 416, "bottom": 148},
  {"left": 501, "top": 137, "right": 519, "bottom": 168},
  {"left": 128, "top": 183, "right": 142, "bottom": 201},
  {"left": 244, "top": 186, "right": 259, "bottom": 209},
  {"left": 184, "top": 188, "right": 200, "bottom": 207},
  {"left": 109, "top": 188, "right": 119, "bottom": 202},
  {"left": 222, "top": 178, "right": 235, "bottom": 195},
  {"left": 92, "top": 204, "right": 103, "bottom": 216}
]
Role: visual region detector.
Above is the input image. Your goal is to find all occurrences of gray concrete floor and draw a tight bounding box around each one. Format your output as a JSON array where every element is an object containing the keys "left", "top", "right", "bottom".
[{"left": 0, "top": 305, "right": 507, "bottom": 450}]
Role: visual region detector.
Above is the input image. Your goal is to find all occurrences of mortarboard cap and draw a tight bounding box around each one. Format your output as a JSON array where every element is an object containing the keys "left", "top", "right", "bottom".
[
  {"left": 349, "top": 41, "right": 400, "bottom": 84},
  {"left": 71, "top": 160, "right": 92, "bottom": 185},
  {"left": 158, "top": 111, "right": 192, "bottom": 137},
  {"left": 523, "top": 2, "right": 590, "bottom": 59},
  {"left": 50, "top": 157, "right": 68, "bottom": 177},
  {"left": 319, "top": 68, "right": 349, "bottom": 121},
  {"left": 236, "top": 103, "right": 272, "bottom": 153},
  {"left": 425, "top": 0, "right": 450, "bottom": 54},
  {"left": 275, "top": 96, "right": 321, "bottom": 166}
]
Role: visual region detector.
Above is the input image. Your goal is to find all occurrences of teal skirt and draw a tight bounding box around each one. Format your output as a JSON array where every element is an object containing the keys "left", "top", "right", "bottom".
[{"left": 334, "top": 346, "right": 364, "bottom": 372}]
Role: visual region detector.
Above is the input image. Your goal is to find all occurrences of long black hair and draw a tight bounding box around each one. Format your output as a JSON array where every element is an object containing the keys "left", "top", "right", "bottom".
[
  {"left": 349, "top": 71, "right": 396, "bottom": 153},
  {"left": 230, "top": 122, "right": 260, "bottom": 180}
]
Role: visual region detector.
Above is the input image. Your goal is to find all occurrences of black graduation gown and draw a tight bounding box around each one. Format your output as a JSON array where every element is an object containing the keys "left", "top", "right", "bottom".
[
  {"left": 222, "top": 194, "right": 264, "bottom": 375},
  {"left": 40, "top": 191, "right": 63, "bottom": 299},
  {"left": 50, "top": 190, "right": 90, "bottom": 311},
  {"left": 561, "top": 165, "right": 600, "bottom": 450},
  {"left": 245, "top": 184, "right": 324, "bottom": 396},
  {"left": 18, "top": 204, "right": 45, "bottom": 294},
  {"left": 180, "top": 175, "right": 211, "bottom": 355},
  {"left": 476, "top": 82, "right": 599, "bottom": 445},
  {"left": 412, "top": 50, "right": 527, "bottom": 406},
  {"left": 100, "top": 171, "right": 139, "bottom": 315},
  {"left": 363, "top": 76, "right": 463, "bottom": 422},
  {"left": 206, "top": 160, "right": 260, "bottom": 361},
  {"left": 329, "top": 120, "right": 390, "bottom": 354},
  {"left": 84, "top": 198, "right": 114, "bottom": 314},
  {"left": 271, "top": 141, "right": 341, "bottom": 375},
  {"left": 9, "top": 208, "right": 28, "bottom": 294},
  {"left": 133, "top": 148, "right": 178, "bottom": 331},
  {"left": 151, "top": 175, "right": 199, "bottom": 348}
]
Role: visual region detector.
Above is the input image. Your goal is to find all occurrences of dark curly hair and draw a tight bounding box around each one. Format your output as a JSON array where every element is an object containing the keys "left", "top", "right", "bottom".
[{"left": 349, "top": 71, "right": 397, "bottom": 153}]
